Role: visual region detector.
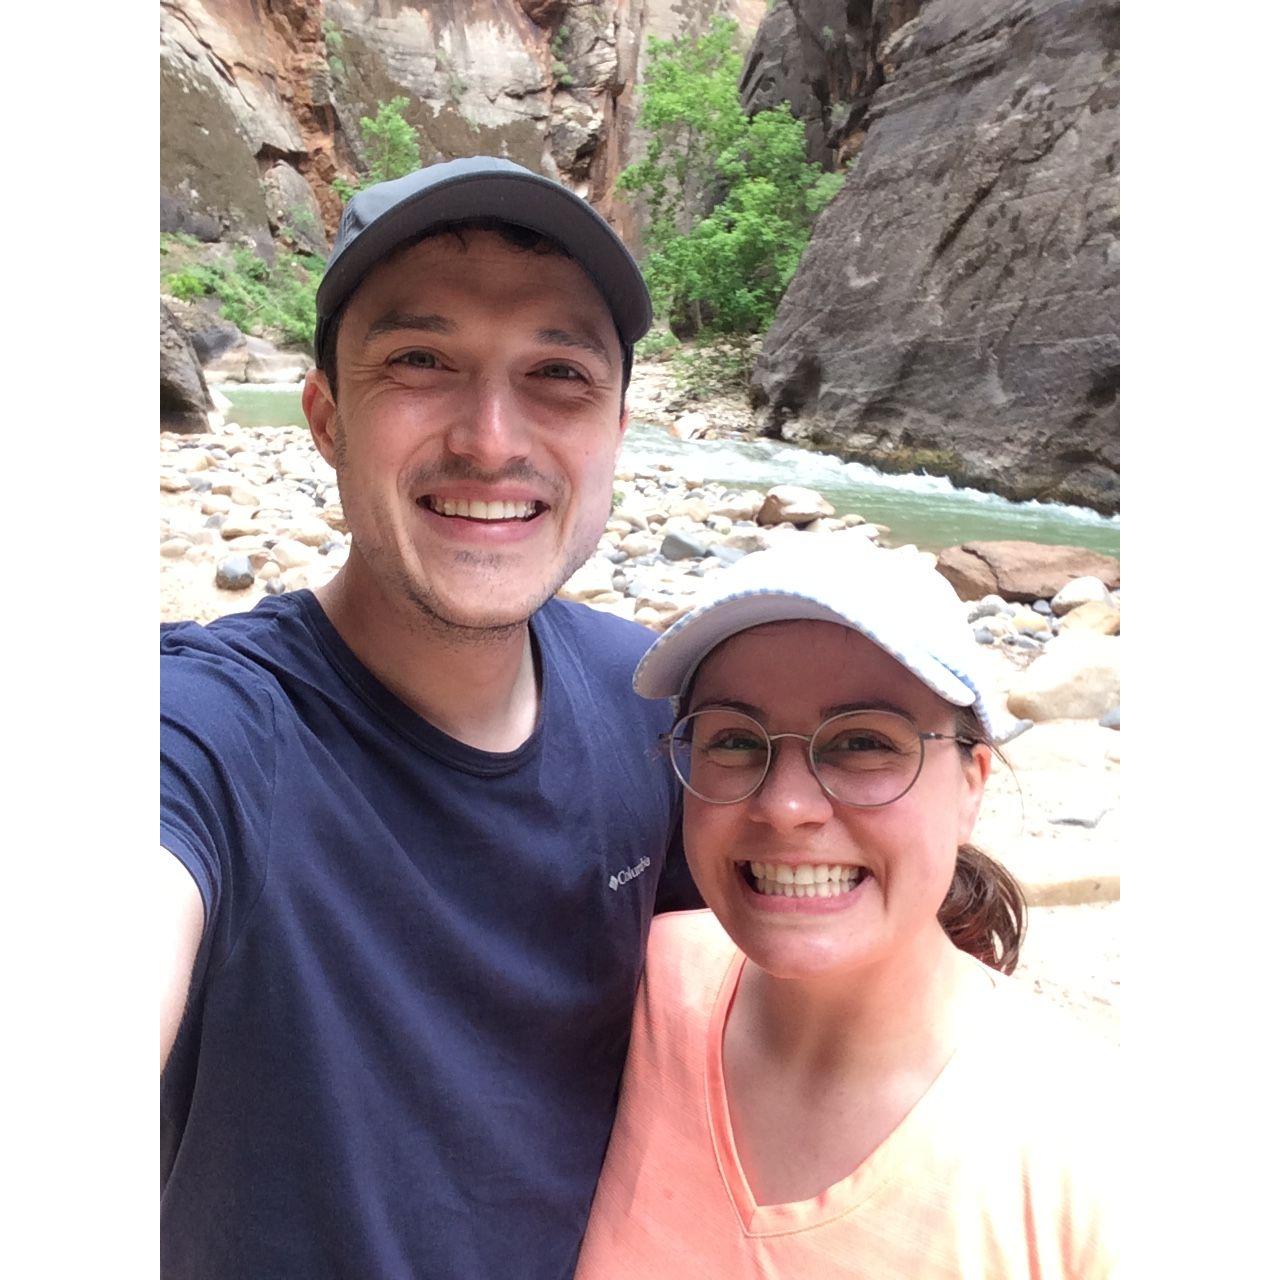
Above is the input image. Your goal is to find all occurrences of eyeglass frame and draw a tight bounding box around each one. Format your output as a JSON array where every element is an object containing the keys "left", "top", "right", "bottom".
[{"left": 663, "top": 705, "right": 980, "bottom": 808}]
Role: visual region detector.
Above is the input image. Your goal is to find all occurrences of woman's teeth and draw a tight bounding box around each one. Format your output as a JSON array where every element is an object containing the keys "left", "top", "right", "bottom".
[
  {"left": 744, "top": 862, "right": 868, "bottom": 898},
  {"left": 425, "top": 497, "right": 539, "bottom": 520}
]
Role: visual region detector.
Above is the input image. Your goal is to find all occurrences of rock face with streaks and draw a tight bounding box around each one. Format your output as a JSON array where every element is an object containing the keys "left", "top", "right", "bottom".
[
  {"left": 747, "top": 0, "right": 1120, "bottom": 515},
  {"left": 741, "top": 0, "right": 923, "bottom": 169},
  {"left": 160, "top": 1, "right": 765, "bottom": 256},
  {"left": 161, "top": 302, "right": 214, "bottom": 434}
]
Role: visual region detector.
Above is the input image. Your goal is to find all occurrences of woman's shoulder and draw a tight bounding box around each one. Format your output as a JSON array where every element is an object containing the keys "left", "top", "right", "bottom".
[
  {"left": 960, "top": 966, "right": 1119, "bottom": 1160},
  {"left": 983, "top": 969, "right": 1117, "bottom": 1080}
]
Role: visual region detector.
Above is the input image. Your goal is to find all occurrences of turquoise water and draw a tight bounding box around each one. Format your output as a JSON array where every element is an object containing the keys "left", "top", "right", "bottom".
[{"left": 222, "top": 385, "right": 1119, "bottom": 557}]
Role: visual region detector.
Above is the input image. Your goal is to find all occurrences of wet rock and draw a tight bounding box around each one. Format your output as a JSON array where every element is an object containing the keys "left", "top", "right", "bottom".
[
  {"left": 1058, "top": 601, "right": 1121, "bottom": 636},
  {"left": 215, "top": 555, "right": 254, "bottom": 590},
  {"left": 710, "top": 491, "right": 766, "bottom": 522},
  {"left": 620, "top": 532, "right": 658, "bottom": 559},
  {"left": 1051, "top": 575, "right": 1114, "bottom": 615},
  {"left": 757, "top": 485, "right": 836, "bottom": 527},
  {"left": 660, "top": 530, "right": 707, "bottom": 561},
  {"left": 967, "top": 597, "right": 1005, "bottom": 622},
  {"left": 557, "top": 557, "right": 617, "bottom": 603},
  {"left": 270, "top": 538, "right": 314, "bottom": 570},
  {"left": 937, "top": 542, "right": 1120, "bottom": 602},
  {"left": 670, "top": 411, "right": 711, "bottom": 441},
  {"left": 245, "top": 349, "right": 311, "bottom": 384},
  {"left": 1007, "top": 634, "right": 1121, "bottom": 722},
  {"left": 721, "top": 529, "right": 771, "bottom": 555},
  {"left": 161, "top": 301, "right": 213, "bottom": 433}
]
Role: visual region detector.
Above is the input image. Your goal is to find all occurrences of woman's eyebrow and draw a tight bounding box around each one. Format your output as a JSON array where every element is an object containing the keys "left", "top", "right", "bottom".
[
  {"left": 820, "top": 699, "right": 907, "bottom": 718},
  {"left": 687, "top": 697, "right": 765, "bottom": 717}
]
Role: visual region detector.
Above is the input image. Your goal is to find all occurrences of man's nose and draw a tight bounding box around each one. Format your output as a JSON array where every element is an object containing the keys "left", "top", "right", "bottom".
[
  {"left": 747, "top": 738, "right": 834, "bottom": 831},
  {"left": 444, "top": 377, "right": 532, "bottom": 469}
]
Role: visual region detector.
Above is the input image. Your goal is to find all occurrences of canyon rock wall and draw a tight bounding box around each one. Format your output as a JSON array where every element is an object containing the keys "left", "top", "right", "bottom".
[
  {"left": 160, "top": 0, "right": 763, "bottom": 256},
  {"left": 747, "top": 0, "right": 1120, "bottom": 514}
]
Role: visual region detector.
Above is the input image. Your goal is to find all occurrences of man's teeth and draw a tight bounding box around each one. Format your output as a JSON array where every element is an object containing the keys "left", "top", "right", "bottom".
[
  {"left": 746, "top": 862, "right": 868, "bottom": 898},
  {"left": 427, "top": 497, "right": 538, "bottom": 520}
]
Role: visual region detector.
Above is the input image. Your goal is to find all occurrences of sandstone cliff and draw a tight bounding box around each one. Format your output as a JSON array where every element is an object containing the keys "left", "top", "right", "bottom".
[
  {"left": 746, "top": 0, "right": 1120, "bottom": 515},
  {"left": 160, "top": 0, "right": 763, "bottom": 257}
]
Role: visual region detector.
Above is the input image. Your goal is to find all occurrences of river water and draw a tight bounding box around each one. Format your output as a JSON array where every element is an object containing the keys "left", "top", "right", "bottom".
[{"left": 222, "top": 384, "right": 1120, "bottom": 558}]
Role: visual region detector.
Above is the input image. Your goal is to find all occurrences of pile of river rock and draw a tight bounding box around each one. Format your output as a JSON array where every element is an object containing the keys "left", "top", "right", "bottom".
[{"left": 160, "top": 421, "right": 1119, "bottom": 733}]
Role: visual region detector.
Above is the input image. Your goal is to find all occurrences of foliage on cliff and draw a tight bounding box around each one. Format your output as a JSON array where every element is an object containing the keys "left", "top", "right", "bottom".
[
  {"left": 161, "top": 237, "right": 325, "bottom": 349},
  {"left": 332, "top": 97, "right": 423, "bottom": 201},
  {"left": 619, "top": 17, "right": 841, "bottom": 341}
]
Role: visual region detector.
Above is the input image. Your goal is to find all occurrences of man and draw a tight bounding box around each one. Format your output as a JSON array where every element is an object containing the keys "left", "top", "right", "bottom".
[{"left": 161, "top": 156, "right": 699, "bottom": 1278}]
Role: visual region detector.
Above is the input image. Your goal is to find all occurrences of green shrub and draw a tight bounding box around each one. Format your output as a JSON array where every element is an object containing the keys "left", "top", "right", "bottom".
[
  {"left": 617, "top": 17, "right": 841, "bottom": 340},
  {"left": 634, "top": 328, "right": 680, "bottom": 360},
  {"left": 671, "top": 338, "right": 757, "bottom": 401},
  {"left": 162, "top": 247, "right": 325, "bottom": 349},
  {"left": 331, "top": 97, "right": 423, "bottom": 201}
]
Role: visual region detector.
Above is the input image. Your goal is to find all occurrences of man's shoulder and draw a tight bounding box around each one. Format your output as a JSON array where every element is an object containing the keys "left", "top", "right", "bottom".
[
  {"left": 161, "top": 593, "right": 312, "bottom": 729},
  {"left": 538, "top": 596, "right": 658, "bottom": 666},
  {"left": 537, "top": 599, "right": 667, "bottom": 712}
]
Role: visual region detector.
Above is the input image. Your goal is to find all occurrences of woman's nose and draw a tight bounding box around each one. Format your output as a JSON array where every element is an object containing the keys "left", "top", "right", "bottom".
[{"left": 747, "top": 737, "right": 834, "bottom": 830}]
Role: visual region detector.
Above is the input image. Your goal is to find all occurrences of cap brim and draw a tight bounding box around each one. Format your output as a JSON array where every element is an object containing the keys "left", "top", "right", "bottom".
[
  {"left": 315, "top": 168, "right": 651, "bottom": 355},
  {"left": 633, "top": 588, "right": 979, "bottom": 713}
]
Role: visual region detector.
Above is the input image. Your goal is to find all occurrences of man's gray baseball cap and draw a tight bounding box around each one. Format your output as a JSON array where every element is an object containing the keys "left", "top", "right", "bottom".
[{"left": 313, "top": 156, "right": 652, "bottom": 380}]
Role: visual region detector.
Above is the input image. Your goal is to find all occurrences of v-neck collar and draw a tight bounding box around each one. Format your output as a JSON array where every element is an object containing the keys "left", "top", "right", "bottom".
[{"left": 703, "top": 947, "right": 996, "bottom": 1237}]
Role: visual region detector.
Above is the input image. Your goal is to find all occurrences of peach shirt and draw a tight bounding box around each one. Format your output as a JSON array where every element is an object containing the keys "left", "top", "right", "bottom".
[{"left": 576, "top": 911, "right": 1117, "bottom": 1279}]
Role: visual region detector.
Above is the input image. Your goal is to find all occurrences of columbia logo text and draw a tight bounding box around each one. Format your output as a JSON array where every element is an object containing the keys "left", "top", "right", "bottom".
[{"left": 608, "top": 856, "right": 652, "bottom": 892}]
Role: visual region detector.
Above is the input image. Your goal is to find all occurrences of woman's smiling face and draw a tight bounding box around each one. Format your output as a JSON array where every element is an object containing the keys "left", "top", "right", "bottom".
[{"left": 681, "top": 620, "right": 991, "bottom": 981}]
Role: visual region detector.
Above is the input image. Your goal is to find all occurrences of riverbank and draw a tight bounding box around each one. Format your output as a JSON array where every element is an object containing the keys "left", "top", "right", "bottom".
[{"left": 160, "top": 378, "right": 1119, "bottom": 1047}]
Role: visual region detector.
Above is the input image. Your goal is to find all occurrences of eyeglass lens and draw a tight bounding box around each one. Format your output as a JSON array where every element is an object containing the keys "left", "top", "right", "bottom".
[{"left": 669, "top": 708, "right": 926, "bottom": 806}]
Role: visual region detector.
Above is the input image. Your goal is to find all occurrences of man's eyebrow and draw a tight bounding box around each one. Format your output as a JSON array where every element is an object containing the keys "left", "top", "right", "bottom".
[
  {"left": 362, "top": 312, "right": 456, "bottom": 345},
  {"left": 535, "top": 327, "right": 612, "bottom": 364}
]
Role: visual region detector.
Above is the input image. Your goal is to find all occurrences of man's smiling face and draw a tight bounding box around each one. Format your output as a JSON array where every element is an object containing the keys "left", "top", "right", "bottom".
[{"left": 303, "top": 229, "right": 628, "bottom": 634}]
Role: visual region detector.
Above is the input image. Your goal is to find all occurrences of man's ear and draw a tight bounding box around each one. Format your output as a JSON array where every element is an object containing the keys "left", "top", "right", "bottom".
[{"left": 302, "top": 368, "right": 339, "bottom": 468}]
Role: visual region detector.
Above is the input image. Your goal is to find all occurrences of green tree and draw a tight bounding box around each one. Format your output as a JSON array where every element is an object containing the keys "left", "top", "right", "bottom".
[
  {"left": 618, "top": 17, "right": 841, "bottom": 344},
  {"left": 333, "top": 97, "right": 422, "bottom": 200}
]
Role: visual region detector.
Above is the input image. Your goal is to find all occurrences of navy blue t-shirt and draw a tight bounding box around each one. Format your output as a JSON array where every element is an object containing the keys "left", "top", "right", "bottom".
[{"left": 160, "top": 590, "right": 697, "bottom": 1279}]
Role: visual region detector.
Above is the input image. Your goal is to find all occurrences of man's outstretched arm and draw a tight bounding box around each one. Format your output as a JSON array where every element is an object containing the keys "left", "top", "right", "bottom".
[{"left": 160, "top": 850, "right": 204, "bottom": 1073}]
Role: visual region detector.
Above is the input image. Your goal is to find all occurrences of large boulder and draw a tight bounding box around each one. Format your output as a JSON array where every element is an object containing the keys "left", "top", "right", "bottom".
[
  {"left": 936, "top": 541, "right": 1119, "bottom": 602},
  {"left": 757, "top": 484, "right": 836, "bottom": 526},
  {"left": 1057, "top": 601, "right": 1120, "bottom": 636},
  {"left": 263, "top": 162, "right": 329, "bottom": 256},
  {"left": 750, "top": 0, "right": 1120, "bottom": 515},
  {"left": 1006, "top": 632, "right": 1120, "bottom": 722},
  {"left": 161, "top": 302, "right": 213, "bottom": 433}
]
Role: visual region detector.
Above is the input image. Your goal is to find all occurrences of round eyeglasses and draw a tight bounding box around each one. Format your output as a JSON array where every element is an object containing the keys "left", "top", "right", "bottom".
[{"left": 666, "top": 707, "right": 977, "bottom": 808}]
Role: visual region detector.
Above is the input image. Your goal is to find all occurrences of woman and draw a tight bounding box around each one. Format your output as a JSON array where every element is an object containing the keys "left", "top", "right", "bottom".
[{"left": 576, "top": 541, "right": 1116, "bottom": 1279}]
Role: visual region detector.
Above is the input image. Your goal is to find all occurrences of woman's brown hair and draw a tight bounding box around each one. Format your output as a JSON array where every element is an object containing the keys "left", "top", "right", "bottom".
[{"left": 939, "top": 707, "right": 1026, "bottom": 975}]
